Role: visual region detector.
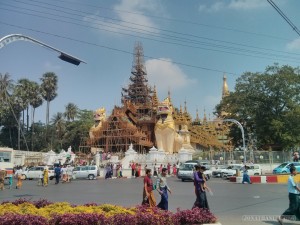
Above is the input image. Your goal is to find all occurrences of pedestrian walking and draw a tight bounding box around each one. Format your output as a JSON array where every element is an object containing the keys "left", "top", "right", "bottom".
[
  {"left": 66, "top": 165, "right": 72, "bottom": 182},
  {"left": 142, "top": 169, "right": 156, "bottom": 207},
  {"left": 242, "top": 165, "right": 252, "bottom": 184},
  {"left": 278, "top": 166, "right": 300, "bottom": 224},
  {"left": 167, "top": 163, "right": 171, "bottom": 175},
  {"left": 43, "top": 167, "right": 49, "bottom": 186},
  {"left": 14, "top": 166, "right": 23, "bottom": 189},
  {"left": 54, "top": 165, "right": 61, "bottom": 184},
  {"left": 193, "top": 165, "right": 210, "bottom": 209},
  {"left": 153, "top": 164, "right": 158, "bottom": 177},
  {"left": 156, "top": 167, "right": 172, "bottom": 210},
  {"left": 0, "top": 168, "right": 7, "bottom": 190},
  {"left": 61, "top": 165, "right": 67, "bottom": 182},
  {"left": 172, "top": 164, "right": 177, "bottom": 176},
  {"left": 38, "top": 173, "right": 43, "bottom": 186},
  {"left": 8, "top": 173, "right": 13, "bottom": 189},
  {"left": 130, "top": 162, "right": 136, "bottom": 177}
]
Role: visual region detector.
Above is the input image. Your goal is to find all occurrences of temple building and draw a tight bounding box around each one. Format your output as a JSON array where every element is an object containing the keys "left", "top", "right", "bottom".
[{"left": 85, "top": 42, "right": 232, "bottom": 154}]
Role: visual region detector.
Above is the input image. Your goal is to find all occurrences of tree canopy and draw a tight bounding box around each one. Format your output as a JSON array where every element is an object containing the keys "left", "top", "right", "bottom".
[{"left": 215, "top": 64, "right": 300, "bottom": 151}]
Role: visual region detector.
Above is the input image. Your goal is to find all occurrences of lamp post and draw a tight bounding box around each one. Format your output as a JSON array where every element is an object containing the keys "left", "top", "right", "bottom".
[
  {"left": 223, "top": 119, "right": 246, "bottom": 163},
  {"left": 1, "top": 34, "right": 86, "bottom": 151},
  {"left": 0, "top": 34, "right": 86, "bottom": 65}
]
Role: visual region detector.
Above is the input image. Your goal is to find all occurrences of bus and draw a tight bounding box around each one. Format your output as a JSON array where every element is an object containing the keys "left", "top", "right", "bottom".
[{"left": 0, "top": 147, "right": 14, "bottom": 177}]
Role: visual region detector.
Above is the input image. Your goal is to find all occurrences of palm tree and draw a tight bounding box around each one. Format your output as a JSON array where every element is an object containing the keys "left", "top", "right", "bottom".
[
  {"left": 0, "top": 73, "right": 14, "bottom": 100},
  {"left": 51, "top": 112, "right": 66, "bottom": 148},
  {"left": 15, "top": 79, "right": 31, "bottom": 128},
  {"left": 28, "top": 81, "right": 43, "bottom": 151},
  {"left": 0, "top": 73, "right": 15, "bottom": 147},
  {"left": 40, "top": 72, "right": 58, "bottom": 126},
  {"left": 14, "top": 79, "right": 31, "bottom": 150},
  {"left": 64, "top": 103, "right": 78, "bottom": 121}
]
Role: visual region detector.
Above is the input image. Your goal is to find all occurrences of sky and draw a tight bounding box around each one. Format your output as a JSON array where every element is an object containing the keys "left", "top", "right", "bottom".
[{"left": 1, "top": 0, "right": 300, "bottom": 124}]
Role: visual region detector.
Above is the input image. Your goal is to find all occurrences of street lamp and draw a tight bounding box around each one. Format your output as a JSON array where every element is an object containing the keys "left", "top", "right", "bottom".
[
  {"left": 0, "top": 34, "right": 86, "bottom": 65},
  {"left": 0, "top": 34, "right": 86, "bottom": 151},
  {"left": 223, "top": 119, "right": 246, "bottom": 163}
]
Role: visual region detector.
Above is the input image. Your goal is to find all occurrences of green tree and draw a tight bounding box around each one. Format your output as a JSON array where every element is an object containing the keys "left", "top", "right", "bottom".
[
  {"left": 28, "top": 81, "right": 43, "bottom": 151},
  {"left": 51, "top": 112, "right": 66, "bottom": 149},
  {"left": 62, "top": 109, "right": 94, "bottom": 151},
  {"left": 0, "top": 73, "right": 14, "bottom": 126},
  {"left": 215, "top": 64, "right": 300, "bottom": 151},
  {"left": 64, "top": 103, "right": 78, "bottom": 121},
  {"left": 40, "top": 72, "right": 58, "bottom": 126}
]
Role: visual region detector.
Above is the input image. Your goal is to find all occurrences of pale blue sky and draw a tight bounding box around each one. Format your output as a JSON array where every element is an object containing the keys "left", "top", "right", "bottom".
[{"left": 1, "top": 0, "right": 300, "bottom": 124}]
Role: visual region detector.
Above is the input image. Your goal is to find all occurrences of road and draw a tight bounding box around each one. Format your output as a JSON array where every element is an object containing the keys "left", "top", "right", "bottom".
[{"left": 0, "top": 176, "right": 289, "bottom": 225}]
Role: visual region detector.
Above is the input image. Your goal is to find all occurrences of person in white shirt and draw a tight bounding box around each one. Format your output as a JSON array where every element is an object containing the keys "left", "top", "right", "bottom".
[
  {"left": 14, "top": 166, "right": 23, "bottom": 189},
  {"left": 278, "top": 166, "right": 300, "bottom": 224},
  {"left": 156, "top": 168, "right": 172, "bottom": 210}
]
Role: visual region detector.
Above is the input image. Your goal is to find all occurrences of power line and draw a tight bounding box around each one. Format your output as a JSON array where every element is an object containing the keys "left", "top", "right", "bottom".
[
  {"left": 49, "top": 0, "right": 292, "bottom": 42},
  {"left": 1, "top": 4, "right": 300, "bottom": 64},
  {"left": 0, "top": 21, "right": 239, "bottom": 76},
  {"left": 267, "top": 0, "right": 300, "bottom": 36},
  {"left": 8, "top": 0, "right": 300, "bottom": 58}
]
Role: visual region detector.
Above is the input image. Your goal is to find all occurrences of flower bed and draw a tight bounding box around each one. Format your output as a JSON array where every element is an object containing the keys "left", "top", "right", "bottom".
[{"left": 0, "top": 199, "right": 217, "bottom": 225}]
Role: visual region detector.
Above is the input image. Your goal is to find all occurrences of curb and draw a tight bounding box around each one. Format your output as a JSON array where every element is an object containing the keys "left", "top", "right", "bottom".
[
  {"left": 203, "top": 223, "right": 222, "bottom": 225},
  {"left": 229, "top": 174, "right": 298, "bottom": 183}
]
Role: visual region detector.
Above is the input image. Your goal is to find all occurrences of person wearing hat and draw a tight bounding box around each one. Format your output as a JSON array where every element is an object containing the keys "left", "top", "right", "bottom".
[{"left": 193, "top": 165, "right": 210, "bottom": 209}]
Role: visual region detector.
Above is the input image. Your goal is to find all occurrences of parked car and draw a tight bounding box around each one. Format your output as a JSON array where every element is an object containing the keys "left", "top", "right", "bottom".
[
  {"left": 212, "top": 165, "right": 228, "bottom": 178},
  {"left": 72, "top": 165, "right": 98, "bottom": 180},
  {"left": 48, "top": 166, "right": 55, "bottom": 180},
  {"left": 273, "top": 162, "right": 300, "bottom": 174},
  {"left": 220, "top": 164, "right": 243, "bottom": 179},
  {"left": 22, "top": 166, "right": 54, "bottom": 180},
  {"left": 177, "top": 161, "right": 211, "bottom": 182},
  {"left": 224, "top": 164, "right": 262, "bottom": 179}
]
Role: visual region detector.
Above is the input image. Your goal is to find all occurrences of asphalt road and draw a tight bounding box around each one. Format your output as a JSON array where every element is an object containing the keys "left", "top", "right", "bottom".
[{"left": 0, "top": 177, "right": 289, "bottom": 225}]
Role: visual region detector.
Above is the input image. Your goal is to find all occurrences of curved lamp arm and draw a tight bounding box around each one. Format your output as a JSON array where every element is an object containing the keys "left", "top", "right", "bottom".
[{"left": 0, "top": 34, "right": 86, "bottom": 66}]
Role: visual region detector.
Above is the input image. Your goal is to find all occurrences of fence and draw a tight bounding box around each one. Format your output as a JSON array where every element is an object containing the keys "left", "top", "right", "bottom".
[{"left": 194, "top": 150, "right": 292, "bottom": 165}]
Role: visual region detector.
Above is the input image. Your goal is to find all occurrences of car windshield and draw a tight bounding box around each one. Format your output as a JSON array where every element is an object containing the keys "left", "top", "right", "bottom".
[
  {"left": 180, "top": 164, "right": 196, "bottom": 171},
  {"left": 73, "top": 167, "right": 80, "bottom": 171},
  {"left": 278, "top": 163, "right": 288, "bottom": 168}
]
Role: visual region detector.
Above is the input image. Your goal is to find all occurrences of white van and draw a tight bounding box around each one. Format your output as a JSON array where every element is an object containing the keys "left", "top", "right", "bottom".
[
  {"left": 177, "top": 161, "right": 211, "bottom": 182},
  {"left": 22, "top": 166, "right": 54, "bottom": 180},
  {"left": 72, "top": 165, "right": 98, "bottom": 180},
  {"left": 224, "top": 164, "right": 262, "bottom": 179}
]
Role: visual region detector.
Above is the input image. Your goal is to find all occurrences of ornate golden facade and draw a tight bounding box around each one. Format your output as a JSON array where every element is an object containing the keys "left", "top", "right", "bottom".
[{"left": 84, "top": 43, "right": 231, "bottom": 153}]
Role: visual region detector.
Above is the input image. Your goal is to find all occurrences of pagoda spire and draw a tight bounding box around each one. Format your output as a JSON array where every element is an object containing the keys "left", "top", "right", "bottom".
[
  {"left": 222, "top": 73, "right": 229, "bottom": 99},
  {"left": 152, "top": 85, "right": 159, "bottom": 109},
  {"left": 184, "top": 99, "right": 187, "bottom": 113},
  {"left": 121, "top": 42, "right": 153, "bottom": 118},
  {"left": 203, "top": 109, "right": 207, "bottom": 123}
]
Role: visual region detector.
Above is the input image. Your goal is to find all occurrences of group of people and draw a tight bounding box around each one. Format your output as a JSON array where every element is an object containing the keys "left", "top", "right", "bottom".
[
  {"left": 130, "top": 162, "right": 179, "bottom": 178},
  {"left": 104, "top": 163, "right": 123, "bottom": 179},
  {"left": 142, "top": 164, "right": 211, "bottom": 211},
  {"left": 0, "top": 166, "right": 24, "bottom": 190}
]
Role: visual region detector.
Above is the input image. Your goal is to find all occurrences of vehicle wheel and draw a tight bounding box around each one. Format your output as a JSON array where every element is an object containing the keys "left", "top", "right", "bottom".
[
  {"left": 22, "top": 175, "right": 27, "bottom": 180},
  {"left": 254, "top": 173, "right": 259, "bottom": 176},
  {"left": 206, "top": 175, "right": 210, "bottom": 179},
  {"left": 181, "top": 179, "right": 185, "bottom": 182},
  {"left": 49, "top": 176, "right": 53, "bottom": 180},
  {"left": 88, "top": 174, "right": 95, "bottom": 180}
]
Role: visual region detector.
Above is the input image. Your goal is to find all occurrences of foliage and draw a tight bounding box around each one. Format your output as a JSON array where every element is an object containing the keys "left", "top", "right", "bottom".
[
  {"left": 0, "top": 199, "right": 218, "bottom": 225},
  {"left": 0, "top": 71, "right": 94, "bottom": 152},
  {"left": 215, "top": 64, "right": 300, "bottom": 151},
  {"left": 175, "top": 208, "right": 217, "bottom": 225}
]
